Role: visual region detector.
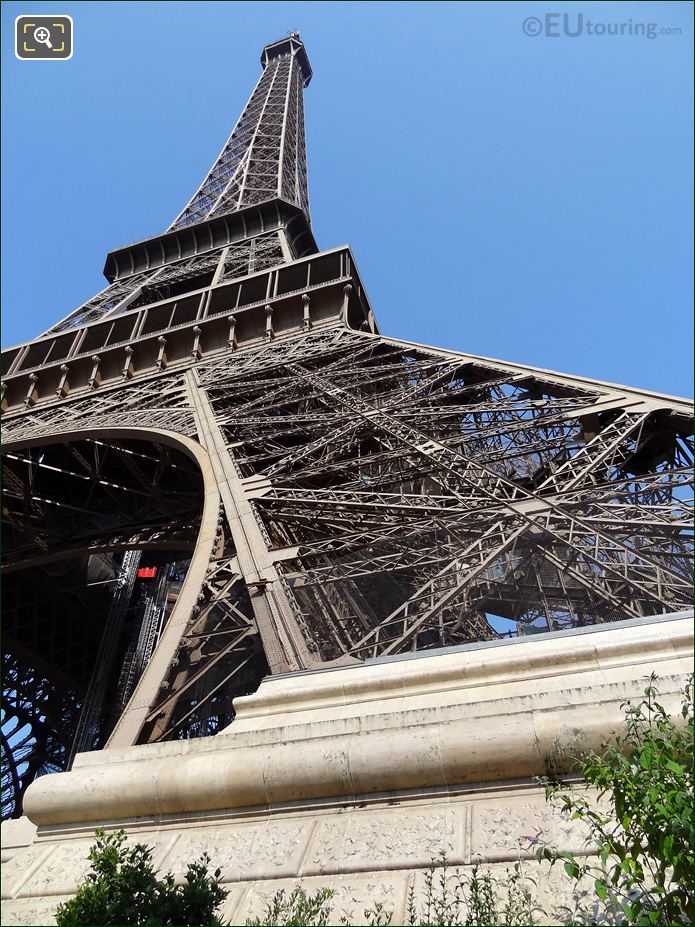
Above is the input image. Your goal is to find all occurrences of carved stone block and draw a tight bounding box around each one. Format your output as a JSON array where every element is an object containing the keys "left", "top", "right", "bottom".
[{"left": 303, "top": 804, "right": 463, "bottom": 876}]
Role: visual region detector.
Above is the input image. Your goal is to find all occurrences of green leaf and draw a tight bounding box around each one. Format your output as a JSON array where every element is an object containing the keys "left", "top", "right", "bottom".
[
  {"left": 665, "top": 759, "right": 684, "bottom": 775},
  {"left": 594, "top": 878, "right": 607, "bottom": 902},
  {"left": 563, "top": 860, "right": 579, "bottom": 878}
]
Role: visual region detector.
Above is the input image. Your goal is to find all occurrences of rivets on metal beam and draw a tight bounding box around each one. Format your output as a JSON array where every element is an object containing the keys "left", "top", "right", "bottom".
[
  {"left": 88, "top": 356, "right": 102, "bottom": 390},
  {"left": 122, "top": 346, "right": 135, "bottom": 381},
  {"left": 56, "top": 364, "right": 71, "bottom": 398},
  {"left": 302, "top": 293, "right": 312, "bottom": 330},
  {"left": 24, "top": 374, "right": 39, "bottom": 408},
  {"left": 156, "top": 337, "right": 168, "bottom": 371},
  {"left": 227, "top": 315, "right": 238, "bottom": 350},
  {"left": 192, "top": 326, "right": 203, "bottom": 361}
]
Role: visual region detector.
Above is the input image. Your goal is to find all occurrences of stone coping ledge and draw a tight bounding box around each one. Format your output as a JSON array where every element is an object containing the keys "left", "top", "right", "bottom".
[
  {"left": 278, "top": 610, "right": 691, "bottom": 678},
  {"left": 21, "top": 615, "right": 691, "bottom": 827},
  {"left": 231, "top": 612, "right": 692, "bottom": 721}
]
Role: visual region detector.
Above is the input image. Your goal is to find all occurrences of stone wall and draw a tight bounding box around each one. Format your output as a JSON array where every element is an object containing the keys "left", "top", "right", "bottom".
[{"left": 2, "top": 612, "right": 691, "bottom": 925}]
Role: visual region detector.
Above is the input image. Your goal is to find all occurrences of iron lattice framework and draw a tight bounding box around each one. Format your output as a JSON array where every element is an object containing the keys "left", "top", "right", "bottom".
[{"left": 2, "top": 34, "right": 693, "bottom": 819}]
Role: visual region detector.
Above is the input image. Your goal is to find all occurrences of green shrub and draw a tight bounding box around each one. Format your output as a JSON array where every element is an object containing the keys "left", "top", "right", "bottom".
[
  {"left": 242, "top": 855, "right": 539, "bottom": 926},
  {"left": 245, "top": 886, "right": 337, "bottom": 926},
  {"left": 54, "top": 828, "right": 228, "bottom": 926},
  {"left": 537, "top": 674, "right": 694, "bottom": 926},
  {"left": 404, "top": 854, "right": 540, "bottom": 926},
  {"left": 55, "top": 675, "right": 693, "bottom": 926}
]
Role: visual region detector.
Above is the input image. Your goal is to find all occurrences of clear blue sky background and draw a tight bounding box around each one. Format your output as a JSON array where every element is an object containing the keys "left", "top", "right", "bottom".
[{"left": 2, "top": 1, "right": 693, "bottom": 396}]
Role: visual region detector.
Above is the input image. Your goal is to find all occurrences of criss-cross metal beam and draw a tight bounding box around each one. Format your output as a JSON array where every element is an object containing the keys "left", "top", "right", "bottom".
[{"left": 2, "top": 33, "right": 692, "bottom": 820}]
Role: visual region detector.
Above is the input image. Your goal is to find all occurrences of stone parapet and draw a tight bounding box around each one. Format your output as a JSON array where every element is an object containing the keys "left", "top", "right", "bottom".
[{"left": 1, "top": 612, "right": 691, "bottom": 925}]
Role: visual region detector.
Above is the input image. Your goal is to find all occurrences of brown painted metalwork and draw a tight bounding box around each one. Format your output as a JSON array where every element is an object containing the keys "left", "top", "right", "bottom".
[{"left": 2, "top": 33, "right": 692, "bottom": 819}]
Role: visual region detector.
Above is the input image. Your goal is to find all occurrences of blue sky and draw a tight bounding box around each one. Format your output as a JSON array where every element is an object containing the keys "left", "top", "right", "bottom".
[{"left": 2, "top": 1, "right": 693, "bottom": 396}]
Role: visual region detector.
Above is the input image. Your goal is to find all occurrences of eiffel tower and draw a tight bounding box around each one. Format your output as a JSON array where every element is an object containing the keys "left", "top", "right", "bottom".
[{"left": 2, "top": 33, "right": 692, "bottom": 821}]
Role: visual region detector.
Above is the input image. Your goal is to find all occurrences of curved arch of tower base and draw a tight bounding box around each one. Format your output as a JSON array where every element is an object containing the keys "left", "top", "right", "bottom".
[
  {"left": 2, "top": 34, "right": 692, "bottom": 825},
  {"left": 3, "top": 327, "right": 692, "bottom": 818}
]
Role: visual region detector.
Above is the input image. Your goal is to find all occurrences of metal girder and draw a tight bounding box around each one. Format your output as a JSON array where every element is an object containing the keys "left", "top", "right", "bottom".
[
  {"left": 133, "top": 555, "right": 266, "bottom": 745},
  {"left": 2, "top": 437, "right": 202, "bottom": 571},
  {"left": 1, "top": 651, "right": 81, "bottom": 819},
  {"left": 4, "top": 327, "right": 693, "bottom": 769},
  {"left": 171, "top": 37, "right": 310, "bottom": 230},
  {"left": 2, "top": 32, "right": 692, "bottom": 820},
  {"left": 186, "top": 370, "right": 314, "bottom": 673}
]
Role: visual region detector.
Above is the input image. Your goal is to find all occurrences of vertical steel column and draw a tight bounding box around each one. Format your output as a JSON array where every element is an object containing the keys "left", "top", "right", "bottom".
[{"left": 185, "top": 370, "right": 313, "bottom": 672}]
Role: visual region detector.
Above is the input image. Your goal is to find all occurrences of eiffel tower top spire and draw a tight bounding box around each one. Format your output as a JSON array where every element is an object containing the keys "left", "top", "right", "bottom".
[
  {"left": 170, "top": 33, "right": 312, "bottom": 231},
  {"left": 31, "top": 35, "right": 319, "bottom": 337}
]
